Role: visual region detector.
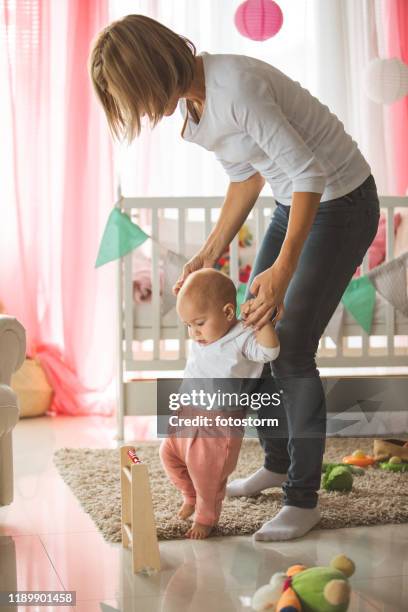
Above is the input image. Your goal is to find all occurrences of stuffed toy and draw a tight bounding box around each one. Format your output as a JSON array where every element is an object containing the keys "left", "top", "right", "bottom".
[
  {"left": 342, "top": 450, "right": 375, "bottom": 468},
  {"left": 373, "top": 438, "right": 408, "bottom": 462},
  {"left": 378, "top": 456, "right": 408, "bottom": 472},
  {"left": 251, "top": 554, "right": 356, "bottom": 611},
  {"left": 238, "top": 224, "right": 253, "bottom": 247},
  {"left": 215, "top": 224, "right": 253, "bottom": 283},
  {"left": 322, "top": 465, "right": 353, "bottom": 492},
  {"left": 322, "top": 463, "right": 364, "bottom": 476}
]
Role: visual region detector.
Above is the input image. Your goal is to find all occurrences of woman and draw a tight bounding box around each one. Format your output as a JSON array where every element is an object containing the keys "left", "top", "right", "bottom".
[{"left": 89, "top": 15, "right": 380, "bottom": 541}]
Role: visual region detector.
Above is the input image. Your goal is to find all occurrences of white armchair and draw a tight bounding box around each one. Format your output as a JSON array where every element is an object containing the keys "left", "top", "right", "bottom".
[{"left": 0, "top": 316, "right": 26, "bottom": 506}]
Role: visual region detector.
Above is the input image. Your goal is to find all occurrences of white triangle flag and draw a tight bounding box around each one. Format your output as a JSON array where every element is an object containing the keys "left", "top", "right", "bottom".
[
  {"left": 324, "top": 303, "right": 344, "bottom": 344},
  {"left": 160, "top": 248, "right": 188, "bottom": 315},
  {"left": 368, "top": 252, "right": 408, "bottom": 317}
]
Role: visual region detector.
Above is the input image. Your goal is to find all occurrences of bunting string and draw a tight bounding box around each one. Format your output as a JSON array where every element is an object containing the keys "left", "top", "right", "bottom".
[{"left": 96, "top": 208, "right": 408, "bottom": 330}]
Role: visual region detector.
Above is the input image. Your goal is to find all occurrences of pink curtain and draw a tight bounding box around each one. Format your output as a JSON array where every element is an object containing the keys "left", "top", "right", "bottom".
[
  {"left": 385, "top": 0, "right": 408, "bottom": 195},
  {"left": 0, "top": 0, "right": 116, "bottom": 415}
]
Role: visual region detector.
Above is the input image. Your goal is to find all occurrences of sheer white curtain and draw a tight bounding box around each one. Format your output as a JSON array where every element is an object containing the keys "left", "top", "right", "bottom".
[
  {"left": 310, "top": 0, "right": 391, "bottom": 194},
  {"left": 109, "top": 0, "right": 391, "bottom": 197}
]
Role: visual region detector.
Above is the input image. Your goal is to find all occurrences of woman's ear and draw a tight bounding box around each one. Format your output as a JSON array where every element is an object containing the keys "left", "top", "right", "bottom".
[{"left": 223, "top": 303, "right": 236, "bottom": 321}]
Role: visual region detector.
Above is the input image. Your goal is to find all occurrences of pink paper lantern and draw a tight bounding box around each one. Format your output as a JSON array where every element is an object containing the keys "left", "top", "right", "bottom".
[{"left": 234, "top": 0, "right": 283, "bottom": 41}]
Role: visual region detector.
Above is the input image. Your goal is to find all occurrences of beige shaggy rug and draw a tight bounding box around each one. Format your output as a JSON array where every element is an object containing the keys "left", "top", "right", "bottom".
[{"left": 53, "top": 437, "right": 408, "bottom": 542}]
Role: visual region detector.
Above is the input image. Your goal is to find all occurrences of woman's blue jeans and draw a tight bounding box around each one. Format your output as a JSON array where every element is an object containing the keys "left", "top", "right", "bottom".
[{"left": 247, "top": 175, "right": 380, "bottom": 508}]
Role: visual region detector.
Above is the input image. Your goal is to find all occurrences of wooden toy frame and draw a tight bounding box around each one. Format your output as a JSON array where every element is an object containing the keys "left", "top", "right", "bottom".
[{"left": 120, "top": 445, "right": 160, "bottom": 573}]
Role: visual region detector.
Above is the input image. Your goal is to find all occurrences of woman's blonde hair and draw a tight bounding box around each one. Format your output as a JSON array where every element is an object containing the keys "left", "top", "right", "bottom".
[{"left": 88, "top": 14, "right": 196, "bottom": 143}]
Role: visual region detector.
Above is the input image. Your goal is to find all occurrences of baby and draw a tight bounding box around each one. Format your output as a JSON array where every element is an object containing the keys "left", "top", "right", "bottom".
[{"left": 159, "top": 268, "right": 280, "bottom": 539}]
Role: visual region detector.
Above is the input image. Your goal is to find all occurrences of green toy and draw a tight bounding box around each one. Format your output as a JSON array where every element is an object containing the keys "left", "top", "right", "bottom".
[
  {"left": 322, "top": 463, "right": 364, "bottom": 476},
  {"left": 251, "top": 554, "right": 356, "bottom": 611},
  {"left": 322, "top": 465, "right": 353, "bottom": 492},
  {"left": 292, "top": 567, "right": 350, "bottom": 612},
  {"left": 379, "top": 460, "right": 408, "bottom": 473}
]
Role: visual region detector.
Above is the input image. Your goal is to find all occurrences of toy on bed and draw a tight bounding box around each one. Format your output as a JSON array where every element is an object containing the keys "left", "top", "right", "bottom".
[
  {"left": 353, "top": 212, "right": 402, "bottom": 277},
  {"left": 215, "top": 224, "right": 253, "bottom": 283},
  {"left": 251, "top": 554, "right": 356, "bottom": 611}
]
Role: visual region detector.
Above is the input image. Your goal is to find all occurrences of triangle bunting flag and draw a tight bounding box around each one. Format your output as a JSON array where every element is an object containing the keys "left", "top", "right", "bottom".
[
  {"left": 95, "top": 208, "right": 149, "bottom": 268},
  {"left": 341, "top": 275, "right": 376, "bottom": 334},
  {"left": 368, "top": 252, "right": 408, "bottom": 317}
]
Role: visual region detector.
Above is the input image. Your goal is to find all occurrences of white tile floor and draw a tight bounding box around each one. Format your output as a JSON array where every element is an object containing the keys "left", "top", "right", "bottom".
[{"left": 1, "top": 415, "right": 407, "bottom": 611}]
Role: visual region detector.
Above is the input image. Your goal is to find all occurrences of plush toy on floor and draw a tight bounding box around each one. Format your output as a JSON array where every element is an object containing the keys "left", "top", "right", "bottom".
[
  {"left": 322, "top": 463, "right": 365, "bottom": 476},
  {"left": 378, "top": 456, "right": 408, "bottom": 472},
  {"left": 251, "top": 554, "right": 355, "bottom": 611},
  {"left": 322, "top": 465, "right": 353, "bottom": 492},
  {"left": 373, "top": 438, "right": 408, "bottom": 462},
  {"left": 342, "top": 449, "right": 375, "bottom": 467}
]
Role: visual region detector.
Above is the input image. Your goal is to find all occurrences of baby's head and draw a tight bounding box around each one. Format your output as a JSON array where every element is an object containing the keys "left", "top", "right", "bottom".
[{"left": 176, "top": 269, "right": 237, "bottom": 345}]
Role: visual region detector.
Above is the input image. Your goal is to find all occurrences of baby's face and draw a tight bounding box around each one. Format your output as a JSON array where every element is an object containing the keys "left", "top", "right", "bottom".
[{"left": 177, "top": 299, "right": 235, "bottom": 346}]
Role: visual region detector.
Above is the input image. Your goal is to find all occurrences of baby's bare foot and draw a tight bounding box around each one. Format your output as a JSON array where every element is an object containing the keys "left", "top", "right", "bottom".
[
  {"left": 186, "top": 522, "right": 213, "bottom": 539},
  {"left": 178, "top": 502, "right": 195, "bottom": 520}
]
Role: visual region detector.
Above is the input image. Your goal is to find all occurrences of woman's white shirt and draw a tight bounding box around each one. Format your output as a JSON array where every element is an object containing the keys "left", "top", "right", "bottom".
[{"left": 179, "top": 52, "right": 371, "bottom": 205}]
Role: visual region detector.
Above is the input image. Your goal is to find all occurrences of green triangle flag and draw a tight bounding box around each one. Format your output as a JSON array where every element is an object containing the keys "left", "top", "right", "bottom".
[
  {"left": 341, "top": 275, "right": 376, "bottom": 334},
  {"left": 95, "top": 208, "right": 149, "bottom": 268},
  {"left": 236, "top": 283, "right": 247, "bottom": 318}
]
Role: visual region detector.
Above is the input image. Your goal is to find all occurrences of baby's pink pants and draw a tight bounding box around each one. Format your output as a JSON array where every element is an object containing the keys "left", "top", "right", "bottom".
[{"left": 159, "top": 410, "right": 244, "bottom": 526}]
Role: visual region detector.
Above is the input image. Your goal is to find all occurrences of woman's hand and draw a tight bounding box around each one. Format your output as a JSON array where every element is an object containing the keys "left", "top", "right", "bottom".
[
  {"left": 172, "top": 250, "right": 216, "bottom": 295},
  {"left": 241, "top": 260, "right": 294, "bottom": 329},
  {"left": 241, "top": 193, "right": 321, "bottom": 329}
]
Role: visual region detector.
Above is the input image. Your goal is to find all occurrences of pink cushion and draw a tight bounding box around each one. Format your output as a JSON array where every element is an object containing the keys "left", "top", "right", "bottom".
[{"left": 354, "top": 213, "right": 402, "bottom": 277}]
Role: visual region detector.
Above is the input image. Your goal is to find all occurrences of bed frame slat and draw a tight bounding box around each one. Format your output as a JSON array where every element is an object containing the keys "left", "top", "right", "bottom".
[
  {"left": 151, "top": 209, "right": 160, "bottom": 360},
  {"left": 385, "top": 205, "right": 395, "bottom": 356},
  {"left": 178, "top": 208, "right": 186, "bottom": 359}
]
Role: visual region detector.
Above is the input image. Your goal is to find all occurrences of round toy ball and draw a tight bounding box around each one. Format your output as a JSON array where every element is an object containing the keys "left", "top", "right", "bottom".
[
  {"left": 234, "top": 0, "right": 283, "bottom": 41},
  {"left": 352, "top": 449, "right": 365, "bottom": 458},
  {"left": 251, "top": 583, "right": 281, "bottom": 610},
  {"left": 389, "top": 456, "right": 402, "bottom": 464},
  {"left": 364, "top": 57, "right": 408, "bottom": 104},
  {"left": 330, "top": 554, "right": 356, "bottom": 578}
]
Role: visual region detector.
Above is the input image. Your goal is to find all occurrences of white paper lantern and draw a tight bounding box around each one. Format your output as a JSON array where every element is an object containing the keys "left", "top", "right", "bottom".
[{"left": 364, "top": 57, "right": 408, "bottom": 104}]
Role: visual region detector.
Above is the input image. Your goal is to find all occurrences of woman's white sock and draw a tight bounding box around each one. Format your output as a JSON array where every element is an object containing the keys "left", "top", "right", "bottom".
[
  {"left": 226, "top": 467, "right": 287, "bottom": 497},
  {"left": 253, "top": 505, "right": 321, "bottom": 541}
]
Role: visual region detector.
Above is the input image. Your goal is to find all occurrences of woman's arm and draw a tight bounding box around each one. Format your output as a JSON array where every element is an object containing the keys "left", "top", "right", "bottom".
[
  {"left": 242, "top": 191, "right": 321, "bottom": 329},
  {"left": 202, "top": 172, "right": 265, "bottom": 262},
  {"left": 279, "top": 191, "right": 321, "bottom": 266},
  {"left": 173, "top": 172, "right": 265, "bottom": 292}
]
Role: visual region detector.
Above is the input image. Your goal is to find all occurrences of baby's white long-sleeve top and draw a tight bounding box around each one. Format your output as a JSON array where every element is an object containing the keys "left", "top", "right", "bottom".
[
  {"left": 183, "top": 321, "right": 280, "bottom": 379},
  {"left": 180, "top": 52, "right": 371, "bottom": 206}
]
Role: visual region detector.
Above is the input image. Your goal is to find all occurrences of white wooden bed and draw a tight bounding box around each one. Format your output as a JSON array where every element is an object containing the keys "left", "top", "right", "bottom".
[{"left": 115, "top": 194, "right": 408, "bottom": 440}]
